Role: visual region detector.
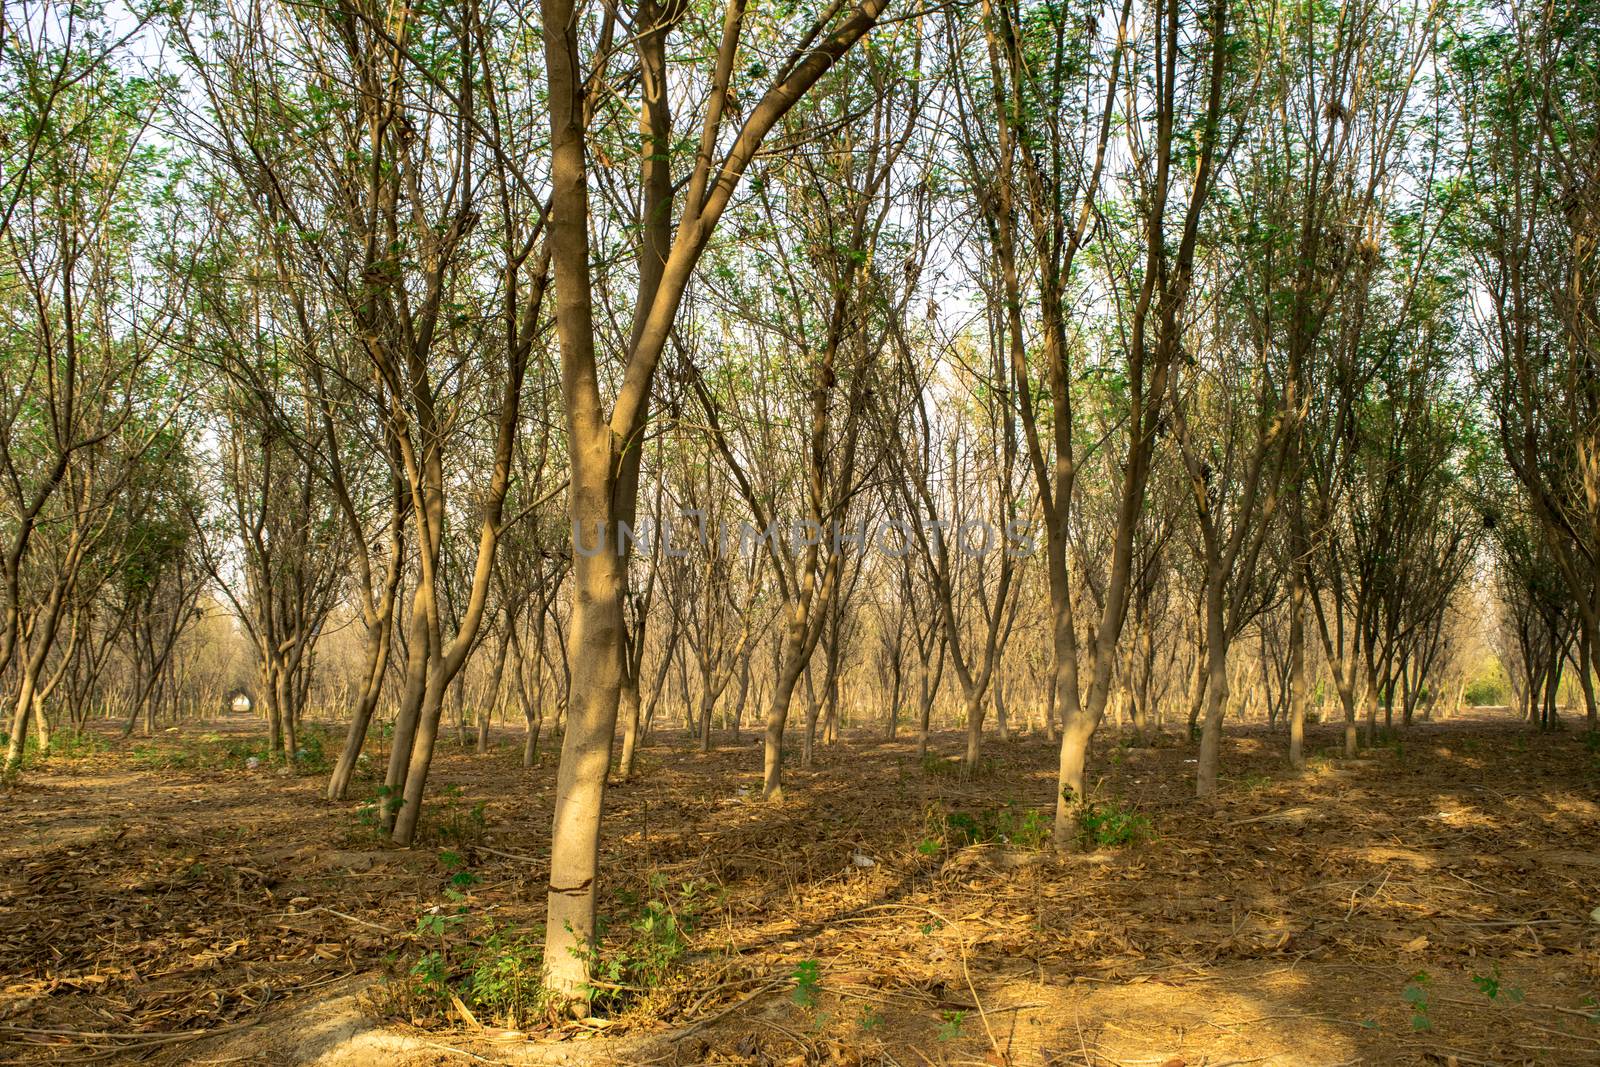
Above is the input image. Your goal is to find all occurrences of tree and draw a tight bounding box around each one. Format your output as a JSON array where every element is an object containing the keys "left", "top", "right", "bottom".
[
  {"left": 1453, "top": 1, "right": 1600, "bottom": 730},
  {"left": 536, "top": 0, "right": 893, "bottom": 1005}
]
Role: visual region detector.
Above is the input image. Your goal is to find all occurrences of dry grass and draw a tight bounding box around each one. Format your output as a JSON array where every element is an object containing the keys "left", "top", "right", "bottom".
[{"left": 2, "top": 711, "right": 1598, "bottom": 1065}]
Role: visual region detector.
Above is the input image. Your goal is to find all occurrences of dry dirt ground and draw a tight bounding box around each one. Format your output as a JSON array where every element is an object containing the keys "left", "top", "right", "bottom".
[{"left": 3, "top": 711, "right": 1599, "bottom": 1066}]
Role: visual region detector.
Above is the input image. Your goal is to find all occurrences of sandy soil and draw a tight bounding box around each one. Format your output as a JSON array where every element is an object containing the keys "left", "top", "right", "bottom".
[{"left": 2, "top": 711, "right": 1598, "bottom": 1065}]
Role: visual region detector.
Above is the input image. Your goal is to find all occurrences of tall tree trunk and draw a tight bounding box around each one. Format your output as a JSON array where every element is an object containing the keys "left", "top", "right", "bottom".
[
  {"left": 1576, "top": 624, "right": 1597, "bottom": 732},
  {"left": 544, "top": 526, "right": 625, "bottom": 1003},
  {"left": 1287, "top": 564, "right": 1308, "bottom": 771},
  {"left": 801, "top": 668, "right": 820, "bottom": 768},
  {"left": 329, "top": 616, "right": 396, "bottom": 800},
  {"left": 962, "top": 690, "right": 984, "bottom": 772},
  {"left": 764, "top": 619, "right": 810, "bottom": 798},
  {"left": 731, "top": 650, "right": 750, "bottom": 743},
  {"left": 1195, "top": 581, "right": 1230, "bottom": 797},
  {"left": 384, "top": 596, "right": 431, "bottom": 824},
  {"left": 994, "top": 671, "right": 1010, "bottom": 742},
  {"left": 617, "top": 674, "right": 643, "bottom": 776},
  {"left": 479, "top": 626, "right": 513, "bottom": 755}
]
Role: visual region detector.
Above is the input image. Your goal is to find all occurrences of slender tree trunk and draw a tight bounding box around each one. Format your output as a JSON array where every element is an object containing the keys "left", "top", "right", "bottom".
[
  {"left": 994, "top": 672, "right": 1009, "bottom": 742},
  {"left": 329, "top": 620, "right": 395, "bottom": 800},
  {"left": 453, "top": 672, "right": 470, "bottom": 749},
  {"left": 1288, "top": 565, "right": 1308, "bottom": 771},
  {"left": 1185, "top": 624, "right": 1208, "bottom": 741},
  {"left": 801, "top": 668, "right": 820, "bottom": 768},
  {"left": 1363, "top": 660, "right": 1382, "bottom": 747},
  {"left": 731, "top": 651, "right": 750, "bottom": 743},
  {"left": 1195, "top": 584, "right": 1230, "bottom": 797},
  {"left": 822, "top": 666, "right": 839, "bottom": 746},
  {"left": 764, "top": 651, "right": 806, "bottom": 799},
  {"left": 1044, "top": 669, "right": 1058, "bottom": 742},
  {"left": 391, "top": 668, "right": 450, "bottom": 843},
  {"left": 697, "top": 685, "right": 714, "bottom": 754},
  {"left": 1577, "top": 624, "right": 1597, "bottom": 732},
  {"left": 479, "top": 627, "right": 513, "bottom": 755},
  {"left": 885, "top": 663, "right": 901, "bottom": 740},
  {"left": 282, "top": 654, "right": 302, "bottom": 761},
  {"left": 915, "top": 668, "right": 934, "bottom": 759},
  {"left": 263, "top": 660, "right": 283, "bottom": 755}
]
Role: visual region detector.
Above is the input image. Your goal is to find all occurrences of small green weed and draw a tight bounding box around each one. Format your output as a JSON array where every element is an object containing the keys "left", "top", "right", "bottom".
[
  {"left": 584, "top": 874, "right": 720, "bottom": 1014},
  {"left": 929, "top": 802, "right": 1052, "bottom": 851},
  {"left": 48, "top": 732, "right": 110, "bottom": 759},
  {"left": 124, "top": 730, "right": 338, "bottom": 774},
  {"left": 1470, "top": 966, "right": 1523, "bottom": 1003},
  {"left": 375, "top": 851, "right": 547, "bottom": 1029},
  {"left": 420, "top": 784, "right": 488, "bottom": 848},
  {"left": 1403, "top": 971, "right": 1432, "bottom": 1031},
  {"left": 1078, "top": 801, "right": 1152, "bottom": 848},
  {"left": 461, "top": 929, "right": 546, "bottom": 1025},
  {"left": 792, "top": 959, "right": 821, "bottom": 1007},
  {"left": 356, "top": 784, "right": 404, "bottom": 836},
  {"left": 397, "top": 923, "right": 546, "bottom": 1028}
]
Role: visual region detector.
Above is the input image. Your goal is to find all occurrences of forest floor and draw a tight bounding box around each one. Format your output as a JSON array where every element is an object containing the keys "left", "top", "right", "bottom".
[{"left": 3, "top": 711, "right": 1599, "bottom": 1066}]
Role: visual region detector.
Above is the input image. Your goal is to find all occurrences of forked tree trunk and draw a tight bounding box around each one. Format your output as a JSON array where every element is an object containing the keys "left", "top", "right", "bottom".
[{"left": 535, "top": 0, "right": 890, "bottom": 1006}]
